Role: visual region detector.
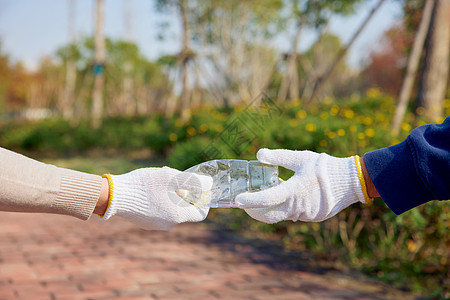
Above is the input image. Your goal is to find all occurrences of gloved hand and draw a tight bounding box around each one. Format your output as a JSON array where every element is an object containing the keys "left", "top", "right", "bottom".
[
  {"left": 235, "top": 149, "right": 369, "bottom": 223},
  {"left": 101, "top": 167, "right": 213, "bottom": 230}
]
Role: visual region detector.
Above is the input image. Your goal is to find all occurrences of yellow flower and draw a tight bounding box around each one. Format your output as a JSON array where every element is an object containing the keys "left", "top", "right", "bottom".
[
  {"left": 330, "top": 105, "right": 339, "bottom": 116},
  {"left": 305, "top": 123, "right": 316, "bottom": 132},
  {"left": 365, "top": 128, "right": 375, "bottom": 138},
  {"left": 343, "top": 109, "right": 355, "bottom": 119},
  {"left": 407, "top": 240, "right": 416, "bottom": 252},
  {"left": 320, "top": 112, "right": 329, "bottom": 120},
  {"left": 169, "top": 133, "right": 178, "bottom": 142},
  {"left": 401, "top": 123, "right": 411, "bottom": 132},
  {"left": 327, "top": 131, "right": 336, "bottom": 139},
  {"left": 366, "top": 87, "right": 381, "bottom": 98},
  {"left": 319, "top": 140, "right": 327, "bottom": 147},
  {"left": 363, "top": 116, "right": 373, "bottom": 125},
  {"left": 199, "top": 124, "right": 208, "bottom": 132},
  {"left": 296, "top": 110, "right": 307, "bottom": 119},
  {"left": 357, "top": 132, "right": 366, "bottom": 140},
  {"left": 187, "top": 127, "right": 196, "bottom": 136},
  {"left": 350, "top": 125, "right": 357, "bottom": 133},
  {"left": 337, "top": 129, "right": 346, "bottom": 136}
]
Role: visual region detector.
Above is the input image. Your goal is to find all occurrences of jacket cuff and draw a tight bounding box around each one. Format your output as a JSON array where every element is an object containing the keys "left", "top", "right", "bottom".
[
  {"left": 54, "top": 172, "right": 103, "bottom": 220},
  {"left": 364, "top": 138, "right": 435, "bottom": 214}
]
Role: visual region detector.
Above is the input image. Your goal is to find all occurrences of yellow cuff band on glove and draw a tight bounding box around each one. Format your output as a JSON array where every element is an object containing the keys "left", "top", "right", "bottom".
[
  {"left": 101, "top": 174, "right": 114, "bottom": 217},
  {"left": 354, "top": 155, "right": 373, "bottom": 204}
]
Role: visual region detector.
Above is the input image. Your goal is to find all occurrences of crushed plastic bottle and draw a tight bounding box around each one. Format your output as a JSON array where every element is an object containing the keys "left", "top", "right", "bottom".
[{"left": 176, "top": 159, "right": 279, "bottom": 208}]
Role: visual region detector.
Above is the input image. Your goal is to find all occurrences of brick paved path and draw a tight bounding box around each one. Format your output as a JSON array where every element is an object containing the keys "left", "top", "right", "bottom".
[{"left": 0, "top": 212, "right": 418, "bottom": 300}]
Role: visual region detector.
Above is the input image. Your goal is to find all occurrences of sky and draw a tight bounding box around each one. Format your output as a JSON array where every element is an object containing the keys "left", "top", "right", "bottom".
[{"left": 0, "top": 0, "right": 404, "bottom": 71}]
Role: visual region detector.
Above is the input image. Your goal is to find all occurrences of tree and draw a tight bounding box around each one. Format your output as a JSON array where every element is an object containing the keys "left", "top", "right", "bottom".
[
  {"left": 416, "top": 0, "right": 450, "bottom": 122},
  {"left": 307, "top": 0, "right": 386, "bottom": 103},
  {"left": 101, "top": 39, "right": 172, "bottom": 116},
  {"left": 156, "top": 0, "right": 197, "bottom": 121},
  {"left": 61, "top": 0, "right": 77, "bottom": 120},
  {"left": 193, "top": 0, "right": 283, "bottom": 106},
  {"left": 91, "top": 0, "right": 105, "bottom": 128},
  {"left": 391, "top": 0, "right": 433, "bottom": 134},
  {"left": 300, "top": 33, "right": 352, "bottom": 98},
  {"left": 55, "top": 37, "right": 172, "bottom": 119},
  {"left": 121, "top": 0, "right": 135, "bottom": 116},
  {"left": 157, "top": 0, "right": 285, "bottom": 112},
  {"left": 278, "top": 0, "right": 363, "bottom": 103},
  {"left": 28, "top": 58, "right": 63, "bottom": 113}
]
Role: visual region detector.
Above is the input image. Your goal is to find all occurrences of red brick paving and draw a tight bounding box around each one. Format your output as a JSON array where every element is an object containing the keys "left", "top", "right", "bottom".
[{"left": 0, "top": 212, "right": 417, "bottom": 300}]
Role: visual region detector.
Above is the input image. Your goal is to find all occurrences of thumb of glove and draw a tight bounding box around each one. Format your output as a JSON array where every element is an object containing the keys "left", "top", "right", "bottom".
[{"left": 257, "top": 148, "right": 319, "bottom": 171}]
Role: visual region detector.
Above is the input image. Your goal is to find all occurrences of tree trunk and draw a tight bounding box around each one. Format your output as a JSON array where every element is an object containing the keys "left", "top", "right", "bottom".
[
  {"left": 122, "top": 61, "right": 135, "bottom": 116},
  {"left": 392, "top": 0, "right": 434, "bottom": 134},
  {"left": 301, "top": 28, "right": 327, "bottom": 100},
  {"left": 277, "top": 18, "right": 303, "bottom": 103},
  {"left": 416, "top": 0, "right": 450, "bottom": 122},
  {"left": 91, "top": 0, "right": 105, "bottom": 128},
  {"left": 62, "top": 0, "right": 76, "bottom": 120},
  {"left": 123, "top": 0, "right": 135, "bottom": 116},
  {"left": 63, "top": 60, "right": 76, "bottom": 119},
  {"left": 307, "top": 0, "right": 386, "bottom": 103},
  {"left": 179, "top": 0, "right": 192, "bottom": 122}
]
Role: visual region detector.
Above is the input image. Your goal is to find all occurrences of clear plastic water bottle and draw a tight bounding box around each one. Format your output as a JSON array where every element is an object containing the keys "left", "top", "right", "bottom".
[{"left": 177, "top": 159, "right": 279, "bottom": 208}]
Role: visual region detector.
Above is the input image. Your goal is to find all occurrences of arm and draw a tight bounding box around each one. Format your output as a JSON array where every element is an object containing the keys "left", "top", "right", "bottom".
[
  {"left": 0, "top": 147, "right": 212, "bottom": 230},
  {"left": 361, "top": 157, "right": 379, "bottom": 199},
  {"left": 94, "top": 177, "right": 110, "bottom": 216},
  {"left": 236, "top": 118, "right": 449, "bottom": 224},
  {"left": 0, "top": 147, "right": 102, "bottom": 220},
  {"left": 364, "top": 117, "right": 450, "bottom": 214}
]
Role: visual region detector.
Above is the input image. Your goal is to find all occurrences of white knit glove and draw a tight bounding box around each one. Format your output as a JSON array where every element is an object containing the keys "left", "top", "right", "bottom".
[
  {"left": 101, "top": 167, "right": 213, "bottom": 230},
  {"left": 235, "top": 149, "right": 367, "bottom": 223}
]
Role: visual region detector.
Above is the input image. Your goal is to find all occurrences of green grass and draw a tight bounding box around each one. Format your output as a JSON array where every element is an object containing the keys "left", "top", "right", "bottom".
[{"left": 41, "top": 149, "right": 166, "bottom": 175}]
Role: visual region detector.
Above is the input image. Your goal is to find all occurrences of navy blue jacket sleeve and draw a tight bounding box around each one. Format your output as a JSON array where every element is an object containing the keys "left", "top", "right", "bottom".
[{"left": 364, "top": 116, "right": 450, "bottom": 214}]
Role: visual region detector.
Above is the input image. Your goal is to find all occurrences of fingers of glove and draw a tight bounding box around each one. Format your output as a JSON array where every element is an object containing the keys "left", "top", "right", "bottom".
[
  {"left": 177, "top": 205, "right": 210, "bottom": 223},
  {"left": 165, "top": 190, "right": 210, "bottom": 220},
  {"left": 131, "top": 216, "right": 176, "bottom": 231},
  {"left": 235, "top": 182, "right": 290, "bottom": 209},
  {"left": 244, "top": 203, "right": 291, "bottom": 224},
  {"left": 257, "top": 148, "right": 319, "bottom": 171}
]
